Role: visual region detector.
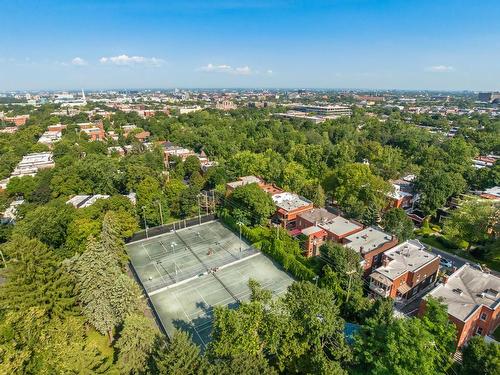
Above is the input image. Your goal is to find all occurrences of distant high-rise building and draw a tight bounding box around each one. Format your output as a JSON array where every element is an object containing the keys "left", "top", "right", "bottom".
[{"left": 478, "top": 92, "right": 500, "bottom": 103}]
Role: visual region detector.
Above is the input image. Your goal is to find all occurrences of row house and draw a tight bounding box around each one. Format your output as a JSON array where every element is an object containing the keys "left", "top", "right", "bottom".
[
  {"left": 225, "top": 176, "right": 283, "bottom": 196},
  {"left": 11, "top": 152, "right": 55, "bottom": 178},
  {"left": 78, "top": 121, "right": 105, "bottom": 141},
  {"left": 368, "top": 240, "right": 440, "bottom": 301},
  {"left": 3, "top": 114, "right": 30, "bottom": 126},
  {"left": 420, "top": 265, "right": 500, "bottom": 348},
  {"left": 295, "top": 208, "right": 365, "bottom": 257},
  {"left": 343, "top": 226, "right": 398, "bottom": 276},
  {"left": 271, "top": 192, "right": 314, "bottom": 229}
]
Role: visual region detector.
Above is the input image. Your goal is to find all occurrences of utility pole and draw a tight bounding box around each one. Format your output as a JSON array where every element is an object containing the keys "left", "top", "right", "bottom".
[
  {"left": 157, "top": 200, "right": 164, "bottom": 226},
  {"left": 236, "top": 221, "right": 244, "bottom": 252},
  {"left": 197, "top": 194, "right": 201, "bottom": 224},
  {"left": 142, "top": 206, "right": 149, "bottom": 239},
  {"left": 346, "top": 269, "right": 356, "bottom": 303},
  {"left": 0, "top": 249, "right": 6, "bottom": 269}
]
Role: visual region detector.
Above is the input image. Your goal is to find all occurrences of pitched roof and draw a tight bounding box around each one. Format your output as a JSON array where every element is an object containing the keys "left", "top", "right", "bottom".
[{"left": 427, "top": 264, "right": 500, "bottom": 321}]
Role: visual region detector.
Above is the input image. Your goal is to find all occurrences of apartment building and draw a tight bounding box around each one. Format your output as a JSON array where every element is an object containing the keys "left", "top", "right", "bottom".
[
  {"left": 11, "top": 152, "right": 55, "bottom": 178},
  {"left": 369, "top": 240, "right": 439, "bottom": 301},
  {"left": 290, "top": 104, "right": 352, "bottom": 118},
  {"left": 343, "top": 226, "right": 398, "bottom": 276},
  {"left": 78, "top": 121, "right": 105, "bottom": 141},
  {"left": 420, "top": 265, "right": 500, "bottom": 348},
  {"left": 271, "top": 192, "right": 314, "bottom": 229}
]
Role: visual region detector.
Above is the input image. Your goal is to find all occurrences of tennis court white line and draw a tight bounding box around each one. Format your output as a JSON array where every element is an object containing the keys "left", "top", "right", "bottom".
[{"left": 171, "top": 291, "right": 207, "bottom": 348}]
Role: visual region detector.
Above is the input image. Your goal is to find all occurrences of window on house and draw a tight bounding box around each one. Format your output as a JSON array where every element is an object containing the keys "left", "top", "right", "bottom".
[
  {"left": 476, "top": 327, "right": 483, "bottom": 335},
  {"left": 480, "top": 313, "right": 487, "bottom": 321}
]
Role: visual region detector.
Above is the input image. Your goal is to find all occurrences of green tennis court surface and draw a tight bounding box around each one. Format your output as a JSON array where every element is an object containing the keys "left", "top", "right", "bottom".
[{"left": 126, "top": 220, "right": 294, "bottom": 348}]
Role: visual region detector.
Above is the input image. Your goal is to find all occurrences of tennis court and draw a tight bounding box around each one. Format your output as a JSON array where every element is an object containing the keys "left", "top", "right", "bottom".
[{"left": 126, "top": 220, "right": 294, "bottom": 348}]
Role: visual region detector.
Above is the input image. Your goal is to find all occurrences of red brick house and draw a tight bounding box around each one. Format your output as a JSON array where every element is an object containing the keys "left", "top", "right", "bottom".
[
  {"left": 343, "top": 226, "right": 398, "bottom": 276},
  {"left": 271, "top": 192, "right": 314, "bottom": 229},
  {"left": 369, "top": 240, "right": 439, "bottom": 300},
  {"left": 78, "top": 121, "right": 105, "bottom": 141},
  {"left": 296, "top": 208, "right": 337, "bottom": 230},
  {"left": 318, "top": 216, "right": 363, "bottom": 242},
  {"left": 419, "top": 264, "right": 500, "bottom": 348},
  {"left": 300, "top": 226, "right": 328, "bottom": 257}
]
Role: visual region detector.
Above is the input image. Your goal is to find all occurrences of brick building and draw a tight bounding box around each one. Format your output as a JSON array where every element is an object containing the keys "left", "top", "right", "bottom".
[
  {"left": 369, "top": 240, "right": 439, "bottom": 300},
  {"left": 271, "top": 192, "right": 314, "bottom": 229},
  {"left": 343, "top": 226, "right": 398, "bottom": 276},
  {"left": 78, "top": 121, "right": 105, "bottom": 141},
  {"left": 420, "top": 264, "right": 500, "bottom": 348}
]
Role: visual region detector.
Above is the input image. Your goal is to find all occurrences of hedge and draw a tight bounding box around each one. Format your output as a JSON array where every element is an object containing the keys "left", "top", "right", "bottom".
[{"left": 219, "top": 210, "right": 316, "bottom": 281}]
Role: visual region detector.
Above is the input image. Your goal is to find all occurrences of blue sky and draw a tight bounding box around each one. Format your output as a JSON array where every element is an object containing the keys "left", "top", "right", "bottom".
[{"left": 1, "top": 0, "right": 499, "bottom": 91}]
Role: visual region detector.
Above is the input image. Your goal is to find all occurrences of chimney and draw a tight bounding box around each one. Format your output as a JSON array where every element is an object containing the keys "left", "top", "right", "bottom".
[{"left": 382, "top": 257, "right": 390, "bottom": 267}]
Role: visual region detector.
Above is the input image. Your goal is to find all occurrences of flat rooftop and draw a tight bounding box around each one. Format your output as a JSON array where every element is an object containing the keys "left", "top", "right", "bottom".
[
  {"left": 373, "top": 240, "right": 438, "bottom": 281},
  {"left": 226, "top": 175, "right": 263, "bottom": 189},
  {"left": 427, "top": 264, "right": 500, "bottom": 322},
  {"left": 272, "top": 192, "right": 312, "bottom": 212},
  {"left": 344, "top": 226, "right": 394, "bottom": 255},
  {"left": 298, "top": 208, "right": 336, "bottom": 225},
  {"left": 319, "top": 216, "right": 362, "bottom": 236}
]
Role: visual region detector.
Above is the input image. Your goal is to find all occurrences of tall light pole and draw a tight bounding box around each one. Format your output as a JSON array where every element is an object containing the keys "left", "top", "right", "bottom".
[
  {"left": 142, "top": 206, "right": 149, "bottom": 239},
  {"left": 236, "top": 221, "right": 244, "bottom": 252},
  {"left": 157, "top": 200, "right": 164, "bottom": 226},
  {"left": 170, "top": 241, "right": 177, "bottom": 254}
]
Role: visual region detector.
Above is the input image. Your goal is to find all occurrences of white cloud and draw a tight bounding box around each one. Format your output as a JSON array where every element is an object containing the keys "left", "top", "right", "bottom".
[
  {"left": 99, "top": 54, "right": 164, "bottom": 67},
  {"left": 71, "top": 57, "right": 87, "bottom": 66},
  {"left": 198, "top": 63, "right": 254, "bottom": 75},
  {"left": 234, "top": 66, "right": 252, "bottom": 75},
  {"left": 425, "top": 65, "right": 455, "bottom": 73},
  {"left": 199, "top": 63, "right": 233, "bottom": 73}
]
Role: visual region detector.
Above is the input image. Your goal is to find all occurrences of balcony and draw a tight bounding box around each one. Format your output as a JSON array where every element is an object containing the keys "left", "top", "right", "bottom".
[{"left": 369, "top": 281, "right": 390, "bottom": 298}]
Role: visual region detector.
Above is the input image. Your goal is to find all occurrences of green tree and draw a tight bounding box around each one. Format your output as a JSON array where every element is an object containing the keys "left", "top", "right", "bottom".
[
  {"left": 444, "top": 198, "right": 499, "bottom": 250},
  {"left": 13, "top": 200, "right": 75, "bottom": 248},
  {"left": 116, "top": 314, "right": 158, "bottom": 375},
  {"left": 69, "top": 236, "right": 141, "bottom": 342},
  {"left": 461, "top": 335, "right": 500, "bottom": 375},
  {"left": 183, "top": 155, "right": 201, "bottom": 178},
  {"left": 5, "top": 176, "right": 37, "bottom": 198},
  {"left": 0, "top": 235, "right": 75, "bottom": 319},
  {"left": 381, "top": 207, "right": 414, "bottom": 241},
  {"left": 228, "top": 183, "right": 276, "bottom": 226},
  {"left": 415, "top": 169, "right": 466, "bottom": 216},
  {"left": 153, "top": 331, "right": 204, "bottom": 375},
  {"left": 136, "top": 176, "right": 169, "bottom": 226},
  {"left": 323, "top": 163, "right": 391, "bottom": 219}
]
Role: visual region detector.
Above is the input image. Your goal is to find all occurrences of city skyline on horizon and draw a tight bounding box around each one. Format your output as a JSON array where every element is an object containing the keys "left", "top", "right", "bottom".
[{"left": 1, "top": 1, "right": 499, "bottom": 91}]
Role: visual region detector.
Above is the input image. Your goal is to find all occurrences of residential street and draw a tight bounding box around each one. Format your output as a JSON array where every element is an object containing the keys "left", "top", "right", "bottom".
[{"left": 426, "top": 245, "right": 500, "bottom": 277}]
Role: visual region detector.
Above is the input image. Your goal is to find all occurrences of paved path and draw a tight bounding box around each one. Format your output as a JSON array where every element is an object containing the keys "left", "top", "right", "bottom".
[{"left": 426, "top": 245, "right": 500, "bottom": 277}]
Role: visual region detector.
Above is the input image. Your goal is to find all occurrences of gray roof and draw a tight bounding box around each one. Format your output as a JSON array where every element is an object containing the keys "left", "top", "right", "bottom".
[
  {"left": 297, "top": 208, "right": 336, "bottom": 225},
  {"left": 301, "top": 225, "right": 324, "bottom": 236},
  {"left": 319, "top": 216, "right": 362, "bottom": 236},
  {"left": 345, "top": 226, "right": 394, "bottom": 255},
  {"left": 372, "top": 240, "right": 438, "bottom": 281},
  {"left": 427, "top": 264, "right": 500, "bottom": 322},
  {"left": 272, "top": 192, "right": 312, "bottom": 212}
]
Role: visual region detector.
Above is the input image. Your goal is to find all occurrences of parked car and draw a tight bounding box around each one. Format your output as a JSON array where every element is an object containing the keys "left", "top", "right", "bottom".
[{"left": 440, "top": 258, "right": 453, "bottom": 269}]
